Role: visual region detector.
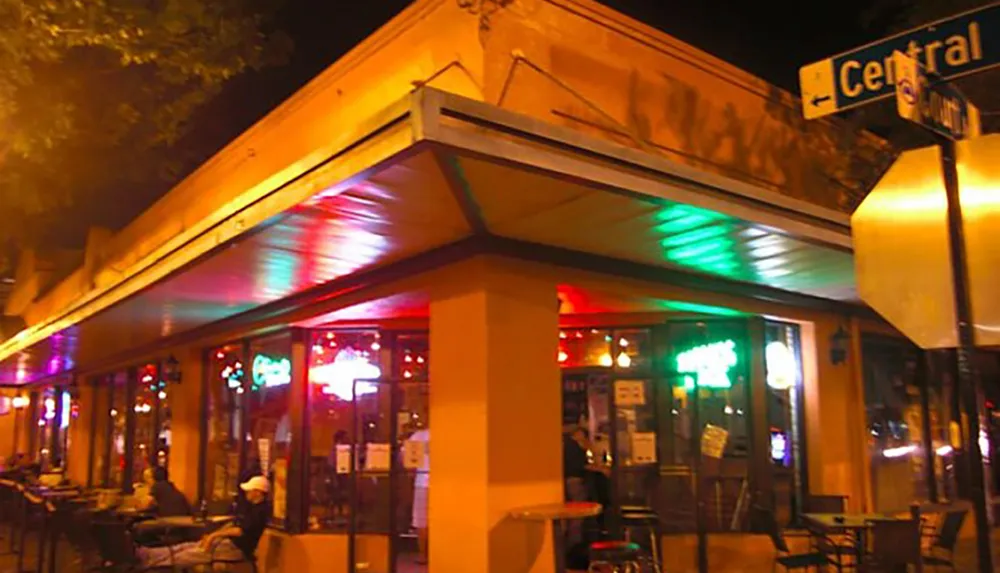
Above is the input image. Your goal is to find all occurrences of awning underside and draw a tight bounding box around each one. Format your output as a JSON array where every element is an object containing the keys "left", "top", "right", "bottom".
[{"left": 0, "top": 95, "right": 857, "bottom": 384}]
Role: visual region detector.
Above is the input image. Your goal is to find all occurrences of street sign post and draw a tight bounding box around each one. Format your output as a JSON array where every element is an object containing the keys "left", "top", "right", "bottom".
[
  {"left": 799, "top": 1, "right": 1000, "bottom": 119},
  {"left": 804, "top": 8, "right": 996, "bottom": 573},
  {"left": 894, "top": 51, "right": 982, "bottom": 140}
]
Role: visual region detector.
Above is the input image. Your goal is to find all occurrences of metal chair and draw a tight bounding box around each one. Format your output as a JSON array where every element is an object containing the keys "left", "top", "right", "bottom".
[
  {"left": 587, "top": 540, "right": 643, "bottom": 573},
  {"left": 750, "top": 504, "right": 829, "bottom": 572},
  {"left": 861, "top": 518, "right": 922, "bottom": 572},
  {"left": 922, "top": 509, "right": 967, "bottom": 571},
  {"left": 619, "top": 506, "right": 662, "bottom": 573}
]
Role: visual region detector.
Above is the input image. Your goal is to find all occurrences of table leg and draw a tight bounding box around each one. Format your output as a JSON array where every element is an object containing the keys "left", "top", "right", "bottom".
[
  {"left": 46, "top": 517, "right": 57, "bottom": 573},
  {"left": 16, "top": 502, "right": 27, "bottom": 573},
  {"left": 552, "top": 519, "right": 567, "bottom": 573},
  {"left": 33, "top": 515, "right": 46, "bottom": 573}
]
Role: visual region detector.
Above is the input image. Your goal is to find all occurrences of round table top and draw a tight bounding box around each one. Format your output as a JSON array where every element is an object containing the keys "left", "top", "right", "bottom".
[
  {"left": 134, "top": 515, "right": 233, "bottom": 532},
  {"left": 509, "top": 502, "right": 602, "bottom": 521}
]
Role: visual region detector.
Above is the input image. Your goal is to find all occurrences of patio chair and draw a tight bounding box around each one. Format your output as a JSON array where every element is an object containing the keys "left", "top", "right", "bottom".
[
  {"left": 749, "top": 504, "right": 828, "bottom": 572},
  {"left": 860, "top": 518, "right": 921, "bottom": 573},
  {"left": 922, "top": 509, "right": 967, "bottom": 572}
]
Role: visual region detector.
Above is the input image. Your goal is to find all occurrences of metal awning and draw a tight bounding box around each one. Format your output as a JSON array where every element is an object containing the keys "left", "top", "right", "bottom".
[{"left": 0, "top": 87, "right": 858, "bottom": 384}]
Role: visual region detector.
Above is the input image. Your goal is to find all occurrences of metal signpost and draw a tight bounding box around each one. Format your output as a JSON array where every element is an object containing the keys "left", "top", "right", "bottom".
[{"left": 801, "top": 8, "right": 997, "bottom": 573}]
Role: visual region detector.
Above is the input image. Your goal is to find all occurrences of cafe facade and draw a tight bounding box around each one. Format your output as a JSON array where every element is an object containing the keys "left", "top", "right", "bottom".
[{"left": 0, "top": 1, "right": 972, "bottom": 571}]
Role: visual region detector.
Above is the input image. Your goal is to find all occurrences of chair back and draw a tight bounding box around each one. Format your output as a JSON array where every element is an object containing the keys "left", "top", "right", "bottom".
[
  {"left": 934, "top": 509, "right": 967, "bottom": 551},
  {"left": 92, "top": 518, "right": 137, "bottom": 566},
  {"left": 805, "top": 494, "right": 847, "bottom": 513},
  {"left": 870, "top": 519, "right": 921, "bottom": 567},
  {"left": 748, "top": 504, "right": 789, "bottom": 553}
]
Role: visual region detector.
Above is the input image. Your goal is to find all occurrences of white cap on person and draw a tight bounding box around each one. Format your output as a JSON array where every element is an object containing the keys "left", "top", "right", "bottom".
[{"left": 239, "top": 475, "right": 270, "bottom": 494}]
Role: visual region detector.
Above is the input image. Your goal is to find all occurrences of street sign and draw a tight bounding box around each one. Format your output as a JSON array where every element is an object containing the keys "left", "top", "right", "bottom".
[
  {"left": 799, "top": 1, "right": 1000, "bottom": 119},
  {"left": 894, "top": 51, "right": 982, "bottom": 140}
]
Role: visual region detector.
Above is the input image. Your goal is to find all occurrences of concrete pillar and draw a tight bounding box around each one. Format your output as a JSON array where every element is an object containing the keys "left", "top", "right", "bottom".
[
  {"left": 67, "top": 382, "right": 95, "bottom": 485},
  {"left": 170, "top": 347, "right": 205, "bottom": 503},
  {"left": 428, "top": 257, "right": 562, "bottom": 573}
]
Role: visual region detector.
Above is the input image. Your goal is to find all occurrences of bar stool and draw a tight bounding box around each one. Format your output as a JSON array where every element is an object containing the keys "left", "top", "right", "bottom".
[
  {"left": 587, "top": 540, "right": 642, "bottom": 573},
  {"left": 620, "top": 506, "right": 662, "bottom": 573}
]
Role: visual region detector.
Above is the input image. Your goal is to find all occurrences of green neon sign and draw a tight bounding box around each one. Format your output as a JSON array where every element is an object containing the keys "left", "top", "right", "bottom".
[{"left": 676, "top": 339, "right": 738, "bottom": 390}]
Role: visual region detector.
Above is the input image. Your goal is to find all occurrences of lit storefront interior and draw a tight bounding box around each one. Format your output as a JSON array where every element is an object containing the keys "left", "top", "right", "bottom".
[{"left": 0, "top": 0, "right": 944, "bottom": 571}]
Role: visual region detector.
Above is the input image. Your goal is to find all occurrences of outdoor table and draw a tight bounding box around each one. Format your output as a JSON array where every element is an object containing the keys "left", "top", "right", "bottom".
[
  {"left": 133, "top": 515, "right": 234, "bottom": 547},
  {"left": 510, "top": 502, "right": 602, "bottom": 573},
  {"left": 802, "top": 512, "right": 906, "bottom": 565},
  {"left": 36, "top": 491, "right": 89, "bottom": 573}
]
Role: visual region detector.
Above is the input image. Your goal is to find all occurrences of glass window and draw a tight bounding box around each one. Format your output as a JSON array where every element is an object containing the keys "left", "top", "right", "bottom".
[
  {"left": 395, "top": 332, "right": 429, "bottom": 562},
  {"left": 559, "top": 329, "right": 613, "bottom": 367},
  {"left": 862, "top": 336, "right": 927, "bottom": 513},
  {"left": 765, "top": 322, "right": 806, "bottom": 526},
  {"left": 35, "top": 387, "right": 57, "bottom": 468},
  {"left": 134, "top": 363, "right": 168, "bottom": 480},
  {"left": 205, "top": 344, "right": 248, "bottom": 509},
  {"left": 108, "top": 373, "right": 128, "bottom": 489},
  {"left": 397, "top": 334, "right": 428, "bottom": 381},
  {"left": 247, "top": 333, "right": 293, "bottom": 526},
  {"left": 613, "top": 329, "right": 652, "bottom": 372},
  {"left": 306, "top": 329, "right": 383, "bottom": 532},
  {"left": 661, "top": 320, "right": 750, "bottom": 533}
]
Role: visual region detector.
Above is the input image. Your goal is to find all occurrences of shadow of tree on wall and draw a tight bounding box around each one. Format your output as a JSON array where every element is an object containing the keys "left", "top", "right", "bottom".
[{"left": 503, "top": 41, "right": 894, "bottom": 214}]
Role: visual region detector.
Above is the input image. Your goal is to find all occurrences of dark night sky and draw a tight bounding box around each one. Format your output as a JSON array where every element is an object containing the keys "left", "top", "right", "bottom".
[
  {"left": 187, "top": 0, "right": 887, "bottom": 162},
  {"left": 84, "top": 0, "right": 895, "bottom": 239}
]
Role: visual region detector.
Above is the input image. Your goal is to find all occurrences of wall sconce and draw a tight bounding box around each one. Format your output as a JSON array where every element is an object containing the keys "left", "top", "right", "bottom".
[
  {"left": 163, "top": 355, "right": 181, "bottom": 384},
  {"left": 11, "top": 395, "right": 29, "bottom": 409},
  {"left": 830, "top": 325, "right": 850, "bottom": 366}
]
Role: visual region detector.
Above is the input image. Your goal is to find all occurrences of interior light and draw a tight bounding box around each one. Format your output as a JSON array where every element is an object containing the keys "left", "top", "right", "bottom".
[
  {"left": 882, "top": 444, "right": 916, "bottom": 458},
  {"left": 309, "top": 347, "right": 381, "bottom": 401},
  {"left": 616, "top": 353, "right": 632, "bottom": 368},
  {"left": 599, "top": 353, "right": 613, "bottom": 367},
  {"left": 765, "top": 341, "right": 797, "bottom": 390},
  {"left": 558, "top": 350, "right": 568, "bottom": 363}
]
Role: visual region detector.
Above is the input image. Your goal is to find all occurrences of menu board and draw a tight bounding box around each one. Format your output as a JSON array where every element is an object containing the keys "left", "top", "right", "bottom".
[
  {"left": 365, "top": 443, "right": 391, "bottom": 471},
  {"left": 614, "top": 380, "right": 646, "bottom": 407},
  {"left": 701, "top": 424, "right": 729, "bottom": 459},
  {"left": 630, "top": 432, "right": 657, "bottom": 465},
  {"left": 403, "top": 439, "right": 425, "bottom": 470},
  {"left": 335, "top": 445, "right": 352, "bottom": 474}
]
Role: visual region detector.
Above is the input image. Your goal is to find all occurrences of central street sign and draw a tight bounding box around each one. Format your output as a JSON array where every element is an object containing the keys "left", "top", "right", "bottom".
[
  {"left": 894, "top": 51, "right": 982, "bottom": 140},
  {"left": 799, "top": 2, "right": 1000, "bottom": 119}
]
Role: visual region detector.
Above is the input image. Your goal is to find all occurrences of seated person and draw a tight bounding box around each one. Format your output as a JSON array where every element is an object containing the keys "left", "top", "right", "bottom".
[
  {"left": 148, "top": 466, "right": 192, "bottom": 517},
  {"left": 138, "top": 476, "right": 272, "bottom": 568}
]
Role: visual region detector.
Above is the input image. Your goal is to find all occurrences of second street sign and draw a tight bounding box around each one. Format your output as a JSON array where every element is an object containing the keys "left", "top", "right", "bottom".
[
  {"left": 894, "top": 51, "right": 982, "bottom": 140},
  {"left": 799, "top": 2, "right": 1000, "bottom": 119}
]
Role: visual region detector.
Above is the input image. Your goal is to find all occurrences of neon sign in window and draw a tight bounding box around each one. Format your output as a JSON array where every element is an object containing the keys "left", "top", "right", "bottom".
[
  {"left": 676, "top": 339, "right": 737, "bottom": 390},
  {"left": 252, "top": 354, "right": 291, "bottom": 388},
  {"left": 310, "top": 348, "right": 380, "bottom": 401}
]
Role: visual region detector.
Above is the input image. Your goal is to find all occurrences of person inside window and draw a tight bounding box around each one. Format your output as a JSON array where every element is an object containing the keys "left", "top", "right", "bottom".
[
  {"left": 138, "top": 476, "right": 272, "bottom": 568},
  {"left": 148, "top": 466, "right": 192, "bottom": 517},
  {"left": 408, "top": 426, "right": 430, "bottom": 565}
]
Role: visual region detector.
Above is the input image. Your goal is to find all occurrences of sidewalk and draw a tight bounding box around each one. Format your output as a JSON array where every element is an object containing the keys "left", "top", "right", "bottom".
[{"left": 0, "top": 522, "right": 997, "bottom": 572}]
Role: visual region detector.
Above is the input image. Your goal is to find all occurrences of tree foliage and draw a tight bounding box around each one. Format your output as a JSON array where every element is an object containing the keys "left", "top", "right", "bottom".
[{"left": 0, "top": 0, "right": 290, "bottom": 270}]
